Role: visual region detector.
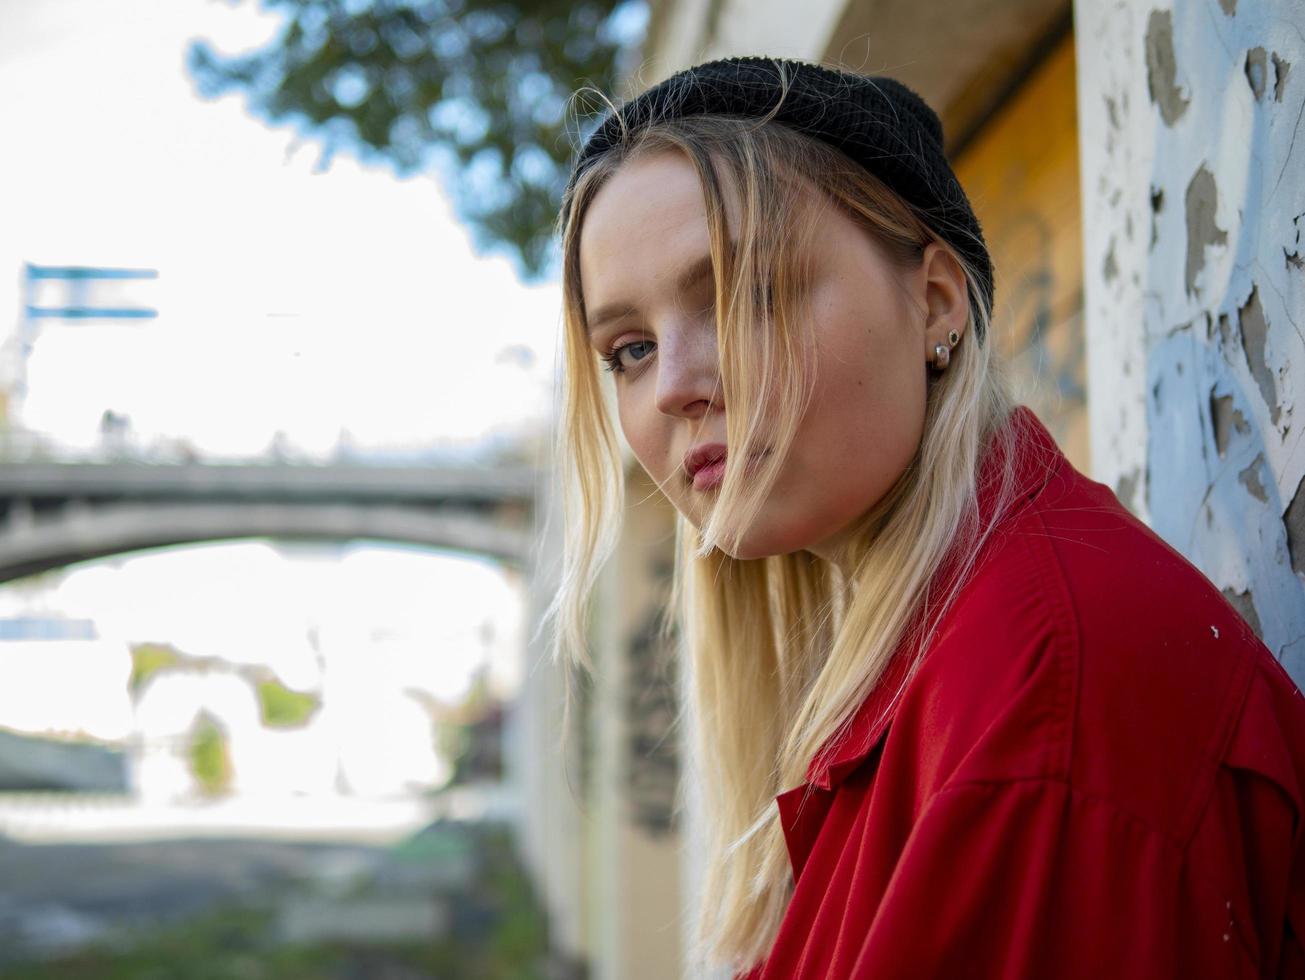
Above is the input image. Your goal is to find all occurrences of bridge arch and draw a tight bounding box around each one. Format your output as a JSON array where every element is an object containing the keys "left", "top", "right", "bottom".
[{"left": 0, "top": 462, "right": 536, "bottom": 584}]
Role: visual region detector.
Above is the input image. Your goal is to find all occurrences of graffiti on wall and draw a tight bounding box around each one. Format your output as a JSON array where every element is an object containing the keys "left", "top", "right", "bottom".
[{"left": 624, "top": 558, "right": 679, "bottom": 837}]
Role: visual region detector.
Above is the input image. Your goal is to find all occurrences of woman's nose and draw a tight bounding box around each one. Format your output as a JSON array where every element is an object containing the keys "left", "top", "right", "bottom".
[{"left": 654, "top": 324, "right": 721, "bottom": 419}]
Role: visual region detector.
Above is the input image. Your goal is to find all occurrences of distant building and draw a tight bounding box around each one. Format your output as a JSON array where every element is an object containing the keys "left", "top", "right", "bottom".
[
  {"left": 0, "top": 728, "right": 128, "bottom": 793},
  {"left": 0, "top": 617, "right": 97, "bottom": 641}
]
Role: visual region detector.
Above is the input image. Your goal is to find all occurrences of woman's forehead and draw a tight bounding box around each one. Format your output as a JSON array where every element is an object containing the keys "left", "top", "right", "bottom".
[
  {"left": 584, "top": 151, "right": 719, "bottom": 242},
  {"left": 574, "top": 145, "right": 842, "bottom": 320},
  {"left": 578, "top": 151, "right": 725, "bottom": 307}
]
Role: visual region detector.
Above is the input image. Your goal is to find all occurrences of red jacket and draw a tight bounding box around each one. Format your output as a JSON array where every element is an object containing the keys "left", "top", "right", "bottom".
[{"left": 741, "top": 407, "right": 1305, "bottom": 979}]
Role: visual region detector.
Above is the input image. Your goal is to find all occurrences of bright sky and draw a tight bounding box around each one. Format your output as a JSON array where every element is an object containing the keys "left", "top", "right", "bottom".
[
  {"left": 0, "top": 0, "right": 550, "bottom": 805},
  {"left": 0, "top": 0, "right": 562, "bottom": 459}
]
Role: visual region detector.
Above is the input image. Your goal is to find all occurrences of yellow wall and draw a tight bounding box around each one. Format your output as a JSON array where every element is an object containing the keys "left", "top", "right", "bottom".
[{"left": 953, "top": 35, "right": 1088, "bottom": 470}]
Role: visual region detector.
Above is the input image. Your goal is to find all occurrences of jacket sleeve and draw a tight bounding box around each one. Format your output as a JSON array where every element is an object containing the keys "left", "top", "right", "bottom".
[
  {"left": 840, "top": 777, "right": 1254, "bottom": 978},
  {"left": 841, "top": 658, "right": 1305, "bottom": 980}
]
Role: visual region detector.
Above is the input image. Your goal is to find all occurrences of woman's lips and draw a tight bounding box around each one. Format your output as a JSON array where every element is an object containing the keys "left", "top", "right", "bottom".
[
  {"left": 693, "top": 457, "right": 726, "bottom": 491},
  {"left": 691, "top": 451, "right": 770, "bottom": 492}
]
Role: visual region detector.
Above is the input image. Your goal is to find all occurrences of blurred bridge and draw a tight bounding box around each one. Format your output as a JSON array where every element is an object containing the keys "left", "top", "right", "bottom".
[{"left": 0, "top": 461, "right": 537, "bottom": 584}]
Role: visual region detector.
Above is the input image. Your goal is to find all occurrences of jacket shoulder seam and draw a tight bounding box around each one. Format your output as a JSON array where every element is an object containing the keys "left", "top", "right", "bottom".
[{"left": 1014, "top": 501, "right": 1082, "bottom": 782}]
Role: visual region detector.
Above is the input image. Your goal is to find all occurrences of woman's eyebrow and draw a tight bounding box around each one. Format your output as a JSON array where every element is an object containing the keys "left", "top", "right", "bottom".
[{"left": 586, "top": 251, "right": 721, "bottom": 335}]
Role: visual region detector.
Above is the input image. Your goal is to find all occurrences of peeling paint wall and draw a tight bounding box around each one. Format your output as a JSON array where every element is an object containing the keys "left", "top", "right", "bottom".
[{"left": 1075, "top": 0, "right": 1305, "bottom": 678}]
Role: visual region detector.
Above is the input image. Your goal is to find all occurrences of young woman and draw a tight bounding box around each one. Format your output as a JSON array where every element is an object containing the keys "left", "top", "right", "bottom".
[{"left": 550, "top": 57, "right": 1305, "bottom": 978}]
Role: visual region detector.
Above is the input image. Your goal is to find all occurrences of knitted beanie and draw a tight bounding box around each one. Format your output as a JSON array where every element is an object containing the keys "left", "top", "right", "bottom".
[{"left": 568, "top": 56, "right": 994, "bottom": 340}]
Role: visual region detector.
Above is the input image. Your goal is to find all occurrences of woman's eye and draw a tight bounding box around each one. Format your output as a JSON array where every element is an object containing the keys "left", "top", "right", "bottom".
[{"left": 602, "top": 339, "right": 655, "bottom": 374}]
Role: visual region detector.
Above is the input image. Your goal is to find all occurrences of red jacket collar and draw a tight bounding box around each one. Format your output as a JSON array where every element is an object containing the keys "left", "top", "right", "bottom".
[{"left": 802, "top": 406, "right": 1066, "bottom": 792}]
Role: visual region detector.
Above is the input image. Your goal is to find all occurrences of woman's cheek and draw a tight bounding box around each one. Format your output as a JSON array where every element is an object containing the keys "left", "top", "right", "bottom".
[{"left": 619, "top": 416, "right": 669, "bottom": 492}]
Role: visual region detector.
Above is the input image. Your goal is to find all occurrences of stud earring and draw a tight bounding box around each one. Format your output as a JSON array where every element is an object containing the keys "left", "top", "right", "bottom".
[
  {"left": 947, "top": 329, "right": 960, "bottom": 347},
  {"left": 933, "top": 342, "right": 950, "bottom": 370}
]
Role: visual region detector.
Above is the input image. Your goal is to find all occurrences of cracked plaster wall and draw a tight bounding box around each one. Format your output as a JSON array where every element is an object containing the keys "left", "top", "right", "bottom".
[{"left": 1075, "top": 0, "right": 1305, "bottom": 677}]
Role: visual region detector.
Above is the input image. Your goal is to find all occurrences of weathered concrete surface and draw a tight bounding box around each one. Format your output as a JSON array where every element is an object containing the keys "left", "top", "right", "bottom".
[
  {"left": 641, "top": 0, "right": 847, "bottom": 85},
  {"left": 1076, "top": 0, "right": 1305, "bottom": 677},
  {"left": 643, "top": 0, "right": 1070, "bottom": 157}
]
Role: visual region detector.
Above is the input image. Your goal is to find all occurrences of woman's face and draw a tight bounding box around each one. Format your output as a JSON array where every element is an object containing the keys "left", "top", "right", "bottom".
[{"left": 577, "top": 149, "right": 963, "bottom": 563}]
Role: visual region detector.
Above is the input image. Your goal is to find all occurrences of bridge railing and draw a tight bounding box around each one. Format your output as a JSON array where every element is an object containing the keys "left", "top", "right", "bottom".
[
  {"left": 0, "top": 427, "right": 536, "bottom": 470},
  {"left": 0, "top": 428, "right": 218, "bottom": 466}
]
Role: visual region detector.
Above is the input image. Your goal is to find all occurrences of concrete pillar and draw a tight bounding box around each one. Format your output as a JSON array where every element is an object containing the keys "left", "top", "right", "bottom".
[
  {"left": 513, "top": 472, "right": 588, "bottom": 970},
  {"left": 1075, "top": 0, "right": 1305, "bottom": 678},
  {"left": 515, "top": 466, "right": 683, "bottom": 979},
  {"left": 587, "top": 471, "right": 683, "bottom": 980}
]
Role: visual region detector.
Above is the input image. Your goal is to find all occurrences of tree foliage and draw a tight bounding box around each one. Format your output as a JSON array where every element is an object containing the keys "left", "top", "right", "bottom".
[
  {"left": 189, "top": 0, "right": 644, "bottom": 277},
  {"left": 255, "top": 676, "right": 321, "bottom": 727},
  {"left": 189, "top": 713, "right": 233, "bottom": 796},
  {"left": 129, "top": 642, "right": 180, "bottom": 694}
]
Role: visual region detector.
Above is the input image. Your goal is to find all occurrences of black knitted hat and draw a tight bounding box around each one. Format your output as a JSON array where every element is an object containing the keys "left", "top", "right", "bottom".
[{"left": 568, "top": 56, "right": 993, "bottom": 340}]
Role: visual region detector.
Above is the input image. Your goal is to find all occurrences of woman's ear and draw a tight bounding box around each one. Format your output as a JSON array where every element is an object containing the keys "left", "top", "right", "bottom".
[{"left": 919, "top": 241, "right": 970, "bottom": 358}]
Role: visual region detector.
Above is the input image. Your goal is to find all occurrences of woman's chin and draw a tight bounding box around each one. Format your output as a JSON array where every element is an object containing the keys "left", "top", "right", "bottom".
[
  {"left": 715, "top": 528, "right": 808, "bottom": 562},
  {"left": 677, "top": 502, "right": 823, "bottom": 561}
]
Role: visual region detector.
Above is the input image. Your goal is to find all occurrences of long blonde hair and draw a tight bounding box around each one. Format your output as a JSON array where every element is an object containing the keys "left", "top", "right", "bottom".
[{"left": 551, "top": 99, "right": 1019, "bottom": 972}]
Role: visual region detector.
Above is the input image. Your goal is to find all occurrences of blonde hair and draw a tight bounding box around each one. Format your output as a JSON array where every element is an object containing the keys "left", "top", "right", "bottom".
[{"left": 551, "top": 102, "right": 1020, "bottom": 972}]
